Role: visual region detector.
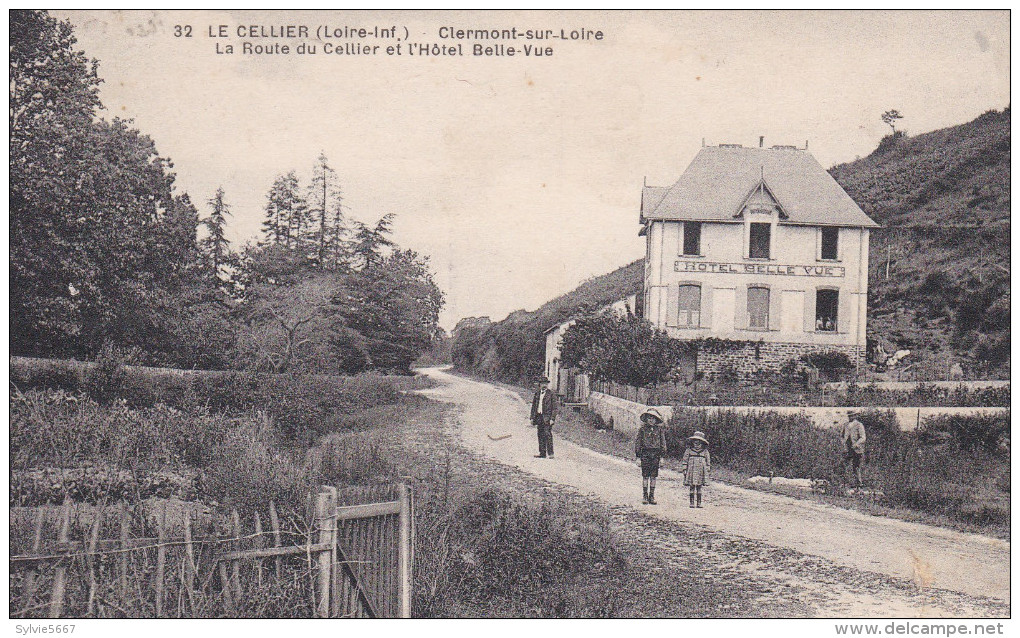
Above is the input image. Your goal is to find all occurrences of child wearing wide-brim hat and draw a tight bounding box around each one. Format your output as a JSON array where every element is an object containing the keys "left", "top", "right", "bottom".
[
  {"left": 635, "top": 408, "right": 667, "bottom": 505},
  {"left": 680, "top": 431, "right": 711, "bottom": 508}
]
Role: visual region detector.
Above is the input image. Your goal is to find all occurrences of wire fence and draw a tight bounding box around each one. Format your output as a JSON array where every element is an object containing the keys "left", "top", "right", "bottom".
[{"left": 9, "top": 483, "right": 413, "bottom": 618}]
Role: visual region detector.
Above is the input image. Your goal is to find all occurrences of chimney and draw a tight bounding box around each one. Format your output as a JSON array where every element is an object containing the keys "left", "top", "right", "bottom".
[{"left": 759, "top": 136, "right": 764, "bottom": 148}]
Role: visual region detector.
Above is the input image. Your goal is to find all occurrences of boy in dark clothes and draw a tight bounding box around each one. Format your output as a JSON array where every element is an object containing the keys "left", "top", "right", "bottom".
[{"left": 635, "top": 408, "right": 668, "bottom": 504}]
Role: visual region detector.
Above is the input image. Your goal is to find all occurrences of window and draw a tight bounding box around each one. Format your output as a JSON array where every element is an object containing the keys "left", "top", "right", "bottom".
[
  {"left": 683, "top": 222, "right": 702, "bottom": 256},
  {"left": 749, "top": 223, "right": 771, "bottom": 259},
  {"left": 815, "top": 289, "right": 839, "bottom": 332},
  {"left": 821, "top": 227, "right": 839, "bottom": 260},
  {"left": 678, "top": 284, "right": 701, "bottom": 327},
  {"left": 747, "top": 286, "right": 770, "bottom": 330}
]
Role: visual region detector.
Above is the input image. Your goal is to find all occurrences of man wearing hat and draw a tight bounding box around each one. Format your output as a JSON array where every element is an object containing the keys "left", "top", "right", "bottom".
[
  {"left": 840, "top": 411, "right": 867, "bottom": 488},
  {"left": 530, "top": 376, "right": 558, "bottom": 458},
  {"left": 635, "top": 408, "right": 668, "bottom": 504}
]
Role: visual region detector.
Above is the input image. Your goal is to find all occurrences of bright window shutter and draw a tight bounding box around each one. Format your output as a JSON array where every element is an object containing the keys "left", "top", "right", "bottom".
[
  {"left": 769, "top": 287, "right": 781, "bottom": 331},
  {"left": 804, "top": 288, "right": 817, "bottom": 332},
  {"left": 701, "top": 286, "right": 713, "bottom": 329},
  {"left": 734, "top": 284, "right": 747, "bottom": 330},
  {"left": 837, "top": 288, "right": 850, "bottom": 333},
  {"left": 666, "top": 284, "right": 680, "bottom": 327}
]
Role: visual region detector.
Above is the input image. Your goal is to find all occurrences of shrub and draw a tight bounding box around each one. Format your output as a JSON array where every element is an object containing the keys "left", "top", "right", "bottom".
[
  {"left": 202, "top": 415, "right": 313, "bottom": 515},
  {"left": 305, "top": 429, "right": 396, "bottom": 487},
  {"left": 82, "top": 343, "right": 134, "bottom": 402},
  {"left": 9, "top": 357, "right": 82, "bottom": 392},
  {"left": 666, "top": 405, "right": 1010, "bottom": 529},
  {"left": 919, "top": 412, "right": 1009, "bottom": 454},
  {"left": 11, "top": 358, "right": 406, "bottom": 442},
  {"left": 667, "top": 409, "right": 844, "bottom": 482},
  {"left": 436, "top": 489, "right": 618, "bottom": 610}
]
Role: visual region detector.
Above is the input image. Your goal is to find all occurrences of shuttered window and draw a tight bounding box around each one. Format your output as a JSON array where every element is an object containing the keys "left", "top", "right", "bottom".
[
  {"left": 678, "top": 284, "right": 701, "bottom": 327},
  {"left": 747, "top": 286, "right": 770, "bottom": 330}
]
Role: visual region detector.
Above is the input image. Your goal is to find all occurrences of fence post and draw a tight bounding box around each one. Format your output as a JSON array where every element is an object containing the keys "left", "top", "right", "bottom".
[
  {"left": 118, "top": 502, "right": 129, "bottom": 602},
  {"left": 253, "top": 511, "right": 264, "bottom": 587},
  {"left": 48, "top": 500, "right": 71, "bottom": 618},
  {"left": 230, "top": 510, "right": 243, "bottom": 602},
  {"left": 182, "top": 510, "right": 197, "bottom": 614},
  {"left": 21, "top": 507, "right": 45, "bottom": 614},
  {"left": 155, "top": 505, "right": 166, "bottom": 617},
  {"left": 314, "top": 486, "right": 338, "bottom": 618},
  {"left": 86, "top": 507, "right": 101, "bottom": 616},
  {"left": 268, "top": 501, "right": 282, "bottom": 576},
  {"left": 398, "top": 483, "right": 413, "bottom": 618}
]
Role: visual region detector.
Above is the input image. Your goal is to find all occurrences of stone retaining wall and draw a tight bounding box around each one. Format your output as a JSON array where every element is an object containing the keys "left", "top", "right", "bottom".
[{"left": 697, "top": 342, "right": 865, "bottom": 379}]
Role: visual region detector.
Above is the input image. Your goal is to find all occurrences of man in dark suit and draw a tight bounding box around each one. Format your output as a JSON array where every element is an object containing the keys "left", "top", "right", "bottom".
[{"left": 530, "top": 376, "right": 558, "bottom": 459}]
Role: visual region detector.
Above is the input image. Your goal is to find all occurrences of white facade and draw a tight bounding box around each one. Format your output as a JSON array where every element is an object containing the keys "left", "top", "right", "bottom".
[
  {"left": 643, "top": 218, "right": 870, "bottom": 349},
  {"left": 641, "top": 145, "right": 877, "bottom": 358}
]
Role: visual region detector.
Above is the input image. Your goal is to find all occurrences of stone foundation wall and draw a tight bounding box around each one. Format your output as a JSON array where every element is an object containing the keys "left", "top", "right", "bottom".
[{"left": 697, "top": 342, "right": 865, "bottom": 380}]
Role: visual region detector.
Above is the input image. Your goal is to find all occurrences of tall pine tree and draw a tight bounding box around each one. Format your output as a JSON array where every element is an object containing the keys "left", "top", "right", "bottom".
[
  {"left": 351, "top": 213, "right": 396, "bottom": 270},
  {"left": 199, "top": 187, "right": 233, "bottom": 286},
  {"left": 261, "top": 172, "right": 304, "bottom": 249},
  {"left": 306, "top": 152, "right": 348, "bottom": 269}
]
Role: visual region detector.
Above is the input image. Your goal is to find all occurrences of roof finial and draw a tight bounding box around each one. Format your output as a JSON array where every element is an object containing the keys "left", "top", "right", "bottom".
[
  {"left": 759, "top": 135, "right": 764, "bottom": 148},
  {"left": 643, "top": 175, "right": 647, "bottom": 187},
  {"left": 805, "top": 139, "right": 809, "bottom": 150},
  {"left": 702, "top": 137, "right": 706, "bottom": 148}
]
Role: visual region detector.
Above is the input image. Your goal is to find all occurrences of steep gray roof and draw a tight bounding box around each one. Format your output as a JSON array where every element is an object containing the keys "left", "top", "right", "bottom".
[{"left": 641, "top": 146, "right": 879, "bottom": 228}]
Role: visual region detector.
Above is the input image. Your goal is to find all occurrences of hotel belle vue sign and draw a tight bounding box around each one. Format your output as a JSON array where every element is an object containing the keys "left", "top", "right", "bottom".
[{"left": 675, "top": 260, "right": 845, "bottom": 277}]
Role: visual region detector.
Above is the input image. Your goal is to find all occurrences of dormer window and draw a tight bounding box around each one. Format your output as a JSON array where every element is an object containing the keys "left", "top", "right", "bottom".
[{"left": 749, "top": 223, "right": 771, "bottom": 259}]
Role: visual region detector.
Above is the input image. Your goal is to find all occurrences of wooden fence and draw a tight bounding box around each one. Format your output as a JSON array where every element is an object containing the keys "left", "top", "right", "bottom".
[{"left": 9, "top": 484, "right": 413, "bottom": 618}]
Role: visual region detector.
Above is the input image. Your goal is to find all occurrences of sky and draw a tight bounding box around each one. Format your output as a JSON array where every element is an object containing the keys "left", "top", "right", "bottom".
[{"left": 55, "top": 10, "right": 1010, "bottom": 330}]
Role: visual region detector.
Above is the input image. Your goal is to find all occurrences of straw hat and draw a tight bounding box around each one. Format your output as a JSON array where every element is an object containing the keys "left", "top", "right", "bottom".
[
  {"left": 640, "top": 408, "right": 664, "bottom": 424},
  {"left": 689, "top": 431, "right": 709, "bottom": 445}
]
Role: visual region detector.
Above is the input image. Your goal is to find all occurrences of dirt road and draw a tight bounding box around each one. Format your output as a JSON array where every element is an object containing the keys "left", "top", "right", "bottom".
[{"left": 418, "top": 367, "right": 1009, "bottom": 617}]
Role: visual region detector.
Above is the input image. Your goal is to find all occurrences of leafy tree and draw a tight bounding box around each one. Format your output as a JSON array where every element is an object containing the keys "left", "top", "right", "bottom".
[
  {"left": 10, "top": 10, "right": 101, "bottom": 149},
  {"left": 10, "top": 11, "right": 207, "bottom": 362},
  {"left": 333, "top": 249, "right": 444, "bottom": 373},
  {"left": 414, "top": 327, "right": 452, "bottom": 367},
  {"left": 559, "top": 313, "right": 688, "bottom": 386},
  {"left": 451, "top": 317, "right": 493, "bottom": 371},
  {"left": 10, "top": 10, "right": 103, "bottom": 355},
  {"left": 235, "top": 273, "right": 338, "bottom": 373},
  {"left": 881, "top": 109, "right": 903, "bottom": 134}
]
